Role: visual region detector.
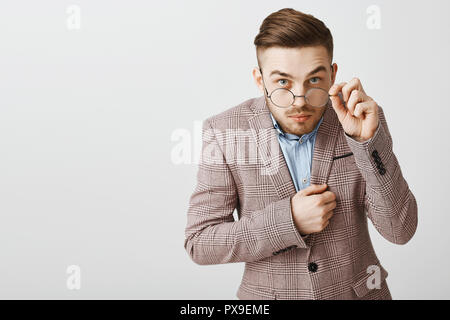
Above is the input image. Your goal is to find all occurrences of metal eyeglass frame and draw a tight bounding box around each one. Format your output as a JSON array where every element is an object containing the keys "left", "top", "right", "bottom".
[{"left": 259, "top": 66, "right": 338, "bottom": 108}]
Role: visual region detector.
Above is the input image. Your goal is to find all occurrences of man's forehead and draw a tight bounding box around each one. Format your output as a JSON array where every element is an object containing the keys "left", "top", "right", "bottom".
[
  {"left": 259, "top": 47, "right": 330, "bottom": 78},
  {"left": 260, "top": 65, "right": 330, "bottom": 83},
  {"left": 268, "top": 65, "right": 328, "bottom": 78}
]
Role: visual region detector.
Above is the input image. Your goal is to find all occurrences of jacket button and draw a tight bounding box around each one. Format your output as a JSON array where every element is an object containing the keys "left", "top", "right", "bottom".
[
  {"left": 308, "top": 262, "right": 318, "bottom": 272},
  {"left": 379, "top": 168, "right": 386, "bottom": 175}
]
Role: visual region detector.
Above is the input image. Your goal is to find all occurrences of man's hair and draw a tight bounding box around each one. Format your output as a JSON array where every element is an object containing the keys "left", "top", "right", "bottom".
[{"left": 254, "top": 8, "right": 334, "bottom": 67}]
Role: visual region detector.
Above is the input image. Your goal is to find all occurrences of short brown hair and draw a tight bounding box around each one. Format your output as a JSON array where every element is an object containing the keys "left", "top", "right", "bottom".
[{"left": 254, "top": 8, "right": 334, "bottom": 67}]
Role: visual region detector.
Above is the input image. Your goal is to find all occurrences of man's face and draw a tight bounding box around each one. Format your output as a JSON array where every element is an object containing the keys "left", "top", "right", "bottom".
[{"left": 252, "top": 46, "right": 337, "bottom": 136}]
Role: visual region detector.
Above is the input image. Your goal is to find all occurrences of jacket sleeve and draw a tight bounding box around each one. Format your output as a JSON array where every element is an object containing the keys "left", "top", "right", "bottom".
[
  {"left": 344, "top": 105, "right": 418, "bottom": 245},
  {"left": 184, "top": 118, "right": 309, "bottom": 265}
]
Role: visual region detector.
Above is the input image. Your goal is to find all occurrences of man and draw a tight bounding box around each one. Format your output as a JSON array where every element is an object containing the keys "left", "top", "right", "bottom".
[{"left": 184, "top": 8, "right": 417, "bottom": 300}]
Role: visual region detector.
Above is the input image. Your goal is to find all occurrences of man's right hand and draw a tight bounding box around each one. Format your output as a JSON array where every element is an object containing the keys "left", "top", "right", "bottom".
[{"left": 290, "top": 183, "right": 336, "bottom": 235}]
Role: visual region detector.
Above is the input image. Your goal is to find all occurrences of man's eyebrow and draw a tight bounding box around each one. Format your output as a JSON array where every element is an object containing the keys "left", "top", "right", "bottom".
[
  {"left": 269, "top": 65, "right": 328, "bottom": 79},
  {"left": 305, "top": 65, "right": 328, "bottom": 77},
  {"left": 269, "top": 70, "right": 295, "bottom": 78}
]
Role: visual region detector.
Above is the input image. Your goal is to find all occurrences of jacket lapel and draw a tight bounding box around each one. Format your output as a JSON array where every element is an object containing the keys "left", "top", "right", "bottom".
[
  {"left": 248, "top": 96, "right": 339, "bottom": 200},
  {"left": 310, "top": 99, "right": 340, "bottom": 186}
]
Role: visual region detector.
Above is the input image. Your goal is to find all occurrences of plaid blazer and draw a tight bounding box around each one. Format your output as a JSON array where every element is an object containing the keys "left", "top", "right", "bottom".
[{"left": 184, "top": 95, "right": 418, "bottom": 300}]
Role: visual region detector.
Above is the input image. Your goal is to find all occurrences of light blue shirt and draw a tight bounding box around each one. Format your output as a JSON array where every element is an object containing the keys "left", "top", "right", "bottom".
[{"left": 269, "top": 113, "right": 324, "bottom": 192}]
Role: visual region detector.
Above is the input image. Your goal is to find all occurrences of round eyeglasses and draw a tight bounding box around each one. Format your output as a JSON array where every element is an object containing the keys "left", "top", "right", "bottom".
[
  {"left": 265, "top": 87, "right": 333, "bottom": 108},
  {"left": 260, "top": 67, "right": 337, "bottom": 108}
]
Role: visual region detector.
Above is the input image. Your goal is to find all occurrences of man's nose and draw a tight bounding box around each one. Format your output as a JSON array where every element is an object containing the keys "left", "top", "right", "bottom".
[{"left": 292, "top": 90, "right": 307, "bottom": 108}]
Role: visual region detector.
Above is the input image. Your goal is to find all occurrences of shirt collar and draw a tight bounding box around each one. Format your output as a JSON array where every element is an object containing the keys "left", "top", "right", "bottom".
[{"left": 269, "top": 112, "right": 323, "bottom": 141}]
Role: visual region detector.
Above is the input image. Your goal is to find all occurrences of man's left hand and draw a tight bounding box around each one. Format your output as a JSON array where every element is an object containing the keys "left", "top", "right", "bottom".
[{"left": 328, "top": 77, "right": 379, "bottom": 142}]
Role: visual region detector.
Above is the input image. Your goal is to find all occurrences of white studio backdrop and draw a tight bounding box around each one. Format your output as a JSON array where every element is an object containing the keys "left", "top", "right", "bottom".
[{"left": 0, "top": 0, "right": 448, "bottom": 299}]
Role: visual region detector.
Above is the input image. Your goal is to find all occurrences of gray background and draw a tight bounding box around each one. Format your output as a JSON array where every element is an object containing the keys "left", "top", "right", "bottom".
[{"left": 0, "top": 0, "right": 448, "bottom": 299}]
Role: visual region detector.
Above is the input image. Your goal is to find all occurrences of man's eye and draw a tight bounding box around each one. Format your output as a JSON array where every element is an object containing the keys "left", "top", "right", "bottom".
[
  {"left": 309, "top": 77, "right": 321, "bottom": 84},
  {"left": 277, "top": 79, "right": 289, "bottom": 86}
]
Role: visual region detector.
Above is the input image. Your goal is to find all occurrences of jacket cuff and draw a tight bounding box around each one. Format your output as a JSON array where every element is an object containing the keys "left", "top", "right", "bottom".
[
  {"left": 269, "top": 197, "right": 310, "bottom": 255},
  {"left": 344, "top": 119, "right": 392, "bottom": 184}
]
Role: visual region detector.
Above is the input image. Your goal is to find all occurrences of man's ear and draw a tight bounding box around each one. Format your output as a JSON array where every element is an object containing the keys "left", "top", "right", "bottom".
[
  {"left": 252, "top": 67, "right": 264, "bottom": 94},
  {"left": 330, "top": 63, "right": 338, "bottom": 85}
]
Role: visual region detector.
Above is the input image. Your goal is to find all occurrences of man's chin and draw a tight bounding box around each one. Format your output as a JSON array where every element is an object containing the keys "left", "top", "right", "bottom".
[
  {"left": 285, "top": 125, "right": 308, "bottom": 136},
  {"left": 286, "top": 120, "right": 316, "bottom": 135}
]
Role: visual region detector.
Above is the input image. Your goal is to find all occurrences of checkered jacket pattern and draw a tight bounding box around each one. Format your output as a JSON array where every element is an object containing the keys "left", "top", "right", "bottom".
[{"left": 184, "top": 95, "right": 417, "bottom": 300}]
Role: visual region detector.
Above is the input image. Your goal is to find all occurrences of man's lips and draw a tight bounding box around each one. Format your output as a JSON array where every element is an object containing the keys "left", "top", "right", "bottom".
[
  {"left": 289, "top": 114, "right": 311, "bottom": 118},
  {"left": 289, "top": 114, "right": 311, "bottom": 122}
]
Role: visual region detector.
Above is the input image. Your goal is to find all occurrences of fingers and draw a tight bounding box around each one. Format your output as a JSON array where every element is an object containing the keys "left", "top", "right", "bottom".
[
  {"left": 321, "top": 202, "right": 336, "bottom": 224},
  {"left": 300, "top": 183, "right": 328, "bottom": 196},
  {"left": 329, "top": 82, "right": 348, "bottom": 122},
  {"left": 319, "top": 206, "right": 335, "bottom": 232},
  {"left": 322, "top": 219, "right": 331, "bottom": 229},
  {"left": 302, "top": 186, "right": 336, "bottom": 205},
  {"left": 346, "top": 90, "right": 365, "bottom": 116},
  {"left": 329, "top": 78, "right": 365, "bottom": 102},
  {"left": 342, "top": 77, "right": 365, "bottom": 102},
  {"left": 323, "top": 200, "right": 337, "bottom": 212},
  {"left": 323, "top": 208, "right": 334, "bottom": 221},
  {"left": 321, "top": 190, "right": 336, "bottom": 204},
  {"left": 329, "top": 78, "right": 367, "bottom": 118},
  {"left": 353, "top": 100, "right": 378, "bottom": 118},
  {"left": 328, "top": 82, "right": 346, "bottom": 96}
]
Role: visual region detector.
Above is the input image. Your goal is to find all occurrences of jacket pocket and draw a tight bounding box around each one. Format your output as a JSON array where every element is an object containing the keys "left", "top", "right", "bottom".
[
  {"left": 331, "top": 152, "right": 358, "bottom": 172},
  {"left": 332, "top": 152, "right": 354, "bottom": 160},
  {"left": 351, "top": 262, "right": 389, "bottom": 298},
  {"left": 237, "top": 282, "right": 276, "bottom": 300}
]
